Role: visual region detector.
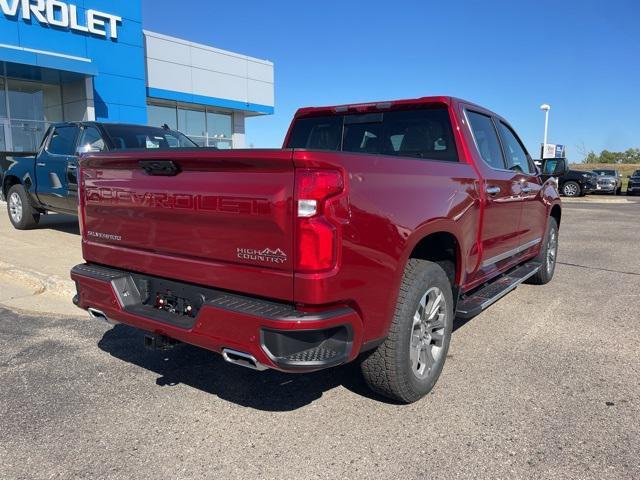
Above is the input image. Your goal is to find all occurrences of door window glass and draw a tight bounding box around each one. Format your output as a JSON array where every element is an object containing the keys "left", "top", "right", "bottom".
[
  {"left": 77, "top": 127, "right": 106, "bottom": 153},
  {"left": 47, "top": 126, "right": 79, "bottom": 155},
  {"left": 497, "top": 122, "right": 533, "bottom": 174},
  {"left": 466, "top": 111, "right": 505, "bottom": 169}
]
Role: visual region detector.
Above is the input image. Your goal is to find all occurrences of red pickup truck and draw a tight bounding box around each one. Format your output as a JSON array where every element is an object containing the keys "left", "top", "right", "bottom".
[{"left": 71, "top": 96, "right": 564, "bottom": 403}]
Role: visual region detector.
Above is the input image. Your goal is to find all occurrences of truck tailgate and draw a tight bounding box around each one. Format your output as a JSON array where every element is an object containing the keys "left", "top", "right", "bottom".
[{"left": 79, "top": 149, "right": 295, "bottom": 302}]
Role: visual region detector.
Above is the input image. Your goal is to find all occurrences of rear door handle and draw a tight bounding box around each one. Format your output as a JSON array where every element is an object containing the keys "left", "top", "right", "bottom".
[
  {"left": 36, "top": 162, "right": 46, "bottom": 167},
  {"left": 486, "top": 186, "right": 501, "bottom": 196}
]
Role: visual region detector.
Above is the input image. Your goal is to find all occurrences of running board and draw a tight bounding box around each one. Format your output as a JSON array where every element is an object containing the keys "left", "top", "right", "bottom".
[{"left": 456, "top": 262, "right": 542, "bottom": 319}]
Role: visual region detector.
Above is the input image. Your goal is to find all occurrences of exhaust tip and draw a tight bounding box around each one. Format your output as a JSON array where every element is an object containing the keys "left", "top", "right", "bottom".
[
  {"left": 88, "top": 308, "right": 118, "bottom": 326},
  {"left": 222, "top": 349, "right": 268, "bottom": 371}
]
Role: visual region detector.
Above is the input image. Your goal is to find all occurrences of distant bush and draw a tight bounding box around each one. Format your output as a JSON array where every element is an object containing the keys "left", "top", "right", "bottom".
[{"left": 584, "top": 148, "right": 640, "bottom": 164}]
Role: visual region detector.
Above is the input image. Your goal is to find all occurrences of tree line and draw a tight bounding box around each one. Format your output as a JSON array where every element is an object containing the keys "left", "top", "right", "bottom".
[{"left": 583, "top": 148, "right": 640, "bottom": 164}]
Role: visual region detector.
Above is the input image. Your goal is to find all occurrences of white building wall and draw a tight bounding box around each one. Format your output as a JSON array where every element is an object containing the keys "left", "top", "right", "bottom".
[
  {"left": 143, "top": 30, "right": 275, "bottom": 111},
  {"left": 61, "top": 78, "right": 95, "bottom": 122}
]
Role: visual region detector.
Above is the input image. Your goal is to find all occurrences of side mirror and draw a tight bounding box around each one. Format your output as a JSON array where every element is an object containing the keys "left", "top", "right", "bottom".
[{"left": 541, "top": 158, "right": 569, "bottom": 176}]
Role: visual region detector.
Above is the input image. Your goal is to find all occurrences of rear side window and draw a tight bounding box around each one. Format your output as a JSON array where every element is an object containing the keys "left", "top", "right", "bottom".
[
  {"left": 286, "top": 107, "right": 459, "bottom": 162},
  {"left": 466, "top": 111, "right": 505, "bottom": 170},
  {"left": 77, "top": 127, "right": 106, "bottom": 153},
  {"left": 47, "top": 126, "right": 79, "bottom": 156}
]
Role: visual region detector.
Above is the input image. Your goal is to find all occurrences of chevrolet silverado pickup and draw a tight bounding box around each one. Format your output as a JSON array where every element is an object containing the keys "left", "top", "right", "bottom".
[
  {"left": 71, "top": 97, "right": 564, "bottom": 403},
  {"left": 2, "top": 122, "right": 196, "bottom": 229}
]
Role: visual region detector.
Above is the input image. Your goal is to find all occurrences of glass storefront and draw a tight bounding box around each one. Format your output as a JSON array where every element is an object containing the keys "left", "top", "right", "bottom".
[
  {"left": 0, "top": 74, "right": 65, "bottom": 152},
  {"left": 148, "top": 102, "right": 233, "bottom": 149},
  {"left": 0, "top": 77, "right": 6, "bottom": 151},
  {"left": 147, "top": 104, "right": 177, "bottom": 131}
]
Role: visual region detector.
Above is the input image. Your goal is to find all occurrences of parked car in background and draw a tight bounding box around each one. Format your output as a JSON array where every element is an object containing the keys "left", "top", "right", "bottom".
[
  {"left": 627, "top": 170, "right": 640, "bottom": 195},
  {"left": 71, "top": 96, "right": 563, "bottom": 403},
  {"left": 2, "top": 123, "right": 197, "bottom": 229},
  {"left": 592, "top": 169, "right": 623, "bottom": 195},
  {"left": 556, "top": 168, "right": 597, "bottom": 197}
]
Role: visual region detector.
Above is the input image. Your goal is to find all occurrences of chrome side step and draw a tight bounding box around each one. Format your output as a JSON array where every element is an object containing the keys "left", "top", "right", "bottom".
[{"left": 456, "top": 262, "right": 541, "bottom": 319}]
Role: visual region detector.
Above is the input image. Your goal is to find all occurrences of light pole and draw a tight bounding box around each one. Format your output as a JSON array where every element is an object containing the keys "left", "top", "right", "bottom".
[{"left": 540, "top": 104, "right": 551, "bottom": 147}]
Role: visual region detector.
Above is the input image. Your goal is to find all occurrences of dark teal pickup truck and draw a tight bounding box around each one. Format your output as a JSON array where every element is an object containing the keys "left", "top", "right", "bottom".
[{"left": 2, "top": 122, "right": 196, "bottom": 229}]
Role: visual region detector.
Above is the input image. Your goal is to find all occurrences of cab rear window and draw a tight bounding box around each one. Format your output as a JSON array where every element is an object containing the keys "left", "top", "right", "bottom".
[
  {"left": 102, "top": 125, "right": 197, "bottom": 150},
  {"left": 287, "top": 107, "right": 459, "bottom": 162}
]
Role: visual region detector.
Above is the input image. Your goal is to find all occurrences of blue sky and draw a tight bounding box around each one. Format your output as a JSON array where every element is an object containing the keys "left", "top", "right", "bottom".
[{"left": 142, "top": 0, "right": 640, "bottom": 160}]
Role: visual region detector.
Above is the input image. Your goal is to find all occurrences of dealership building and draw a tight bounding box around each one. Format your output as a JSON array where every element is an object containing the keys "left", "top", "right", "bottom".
[{"left": 0, "top": 0, "right": 274, "bottom": 151}]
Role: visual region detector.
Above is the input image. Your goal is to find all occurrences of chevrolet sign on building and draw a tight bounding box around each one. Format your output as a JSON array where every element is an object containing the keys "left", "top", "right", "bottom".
[
  {"left": 0, "top": 0, "right": 274, "bottom": 152},
  {"left": 0, "top": 0, "right": 122, "bottom": 38}
]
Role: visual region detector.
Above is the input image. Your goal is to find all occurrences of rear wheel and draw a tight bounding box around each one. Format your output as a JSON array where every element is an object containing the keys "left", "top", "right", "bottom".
[
  {"left": 526, "top": 217, "right": 558, "bottom": 285},
  {"left": 360, "top": 259, "right": 453, "bottom": 403},
  {"left": 562, "top": 181, "right": 581, "bottom": 197},
  {"left": 7, "top": 184, "right": 40, "bottom": 230}
]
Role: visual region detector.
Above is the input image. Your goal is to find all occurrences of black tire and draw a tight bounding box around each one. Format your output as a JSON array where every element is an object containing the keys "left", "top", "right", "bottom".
[
  {"left": 526, "top": 217, "right": 558, "bottom": 285},
  {"left": 6, "top": 184, "right": 40, "bottom": 230},
  {"left": 360, "top": 259, "right": 454, "bottom": 403},
  {"left": 617, "top": 186, "right": 622, "bottom": 195},
  {"left": 562, "top": 181, "right": 581, "bottom": 197}
]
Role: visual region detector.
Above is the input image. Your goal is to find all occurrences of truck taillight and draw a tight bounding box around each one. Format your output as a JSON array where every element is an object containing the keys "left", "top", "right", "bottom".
[{"left": 295, "top": 169, "right": 345, "bottom": 273}]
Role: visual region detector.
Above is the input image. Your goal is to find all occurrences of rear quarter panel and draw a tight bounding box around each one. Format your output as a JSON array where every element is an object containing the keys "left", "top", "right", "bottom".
[
  {"left": 293, "top": 150, "right": 481, "bottom": 342},
  {"left": 1, "top": 153, "right": 38, "bottom": 203}
]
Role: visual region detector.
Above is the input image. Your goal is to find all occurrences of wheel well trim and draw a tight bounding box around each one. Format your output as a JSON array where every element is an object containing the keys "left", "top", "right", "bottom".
[
  {"left": 2, "top": 174, "right": 21, "bottom": 198},
  {"left": 550, "top": 202, "right": 562, "bottom": 228},
  {"left": 402, "top": 222, "right": 465, "bottom": 287}
]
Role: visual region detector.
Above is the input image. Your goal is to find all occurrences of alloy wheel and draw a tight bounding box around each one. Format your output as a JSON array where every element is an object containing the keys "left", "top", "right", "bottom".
[
  {"left": 547, "top": 228, "right": 558, "bottom": 275},
  {"left": 563, "top": 183, "right": 579, "bottom": 197},
  {"left": 9, "top": 192, "right": 23, "bottom": 223},
  {"left": 410, "top": 287, "right": 447, "bottom": 379}
]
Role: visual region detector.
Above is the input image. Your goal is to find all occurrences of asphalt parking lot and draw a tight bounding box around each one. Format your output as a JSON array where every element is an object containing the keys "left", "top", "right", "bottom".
[{"left": 1, "top": 198, "right": 639, "bottom": 479}]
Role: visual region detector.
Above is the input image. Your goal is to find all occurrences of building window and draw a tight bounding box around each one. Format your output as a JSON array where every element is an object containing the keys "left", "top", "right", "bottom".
[
  {"left": 0, "top": 78, "right": 5, "bottom": 151},
  {"left": 148, "top": 104, "right": 177, "bottom": 130},
  {"left": 207, "top": 111, "right": 232, "bottom": 149},
  {"left": 0, "top": 77, "right": 6, "bottom": 118},
  {"left": 8, "top": 78, "right": 63, "bottom": 122},
  {"left": 178, "top": 107, "right": 206, "bottom": 144},
  {"left": 1, "top": 77, "right": 64, "bottom": 152},
  {"left": 147, "top": 102, "right": 234, "bottom": 148}
]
